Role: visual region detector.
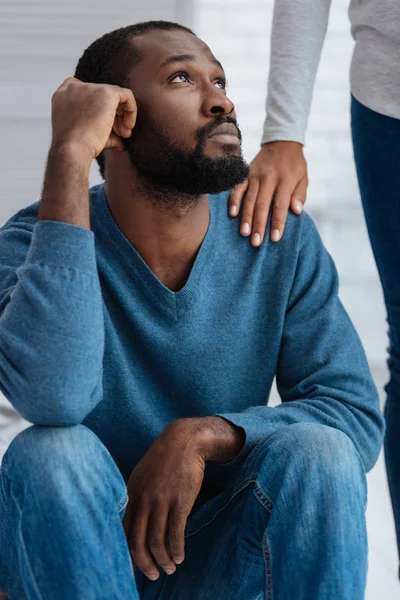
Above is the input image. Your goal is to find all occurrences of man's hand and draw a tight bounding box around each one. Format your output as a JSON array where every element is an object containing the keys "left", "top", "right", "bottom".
[
  {"left": 229, "top": 141, "right": 308, "bottom": 246},
  {"left": 123, "top": 417, "right": 245, "bottom": 581},
  {"left": 50, "top": 77, "right": 137, "bottom": 161}
]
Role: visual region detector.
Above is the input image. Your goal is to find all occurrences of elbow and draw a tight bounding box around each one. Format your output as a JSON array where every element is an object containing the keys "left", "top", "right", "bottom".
[
  {"left": 8, "top": 383, "right": 101, "bottom": 427},
  {"left": 17, "top": 400, "right": 93, "bottom": 427},
  {"left": 359, "top": 409, "right": 386, "bottom": 473}
]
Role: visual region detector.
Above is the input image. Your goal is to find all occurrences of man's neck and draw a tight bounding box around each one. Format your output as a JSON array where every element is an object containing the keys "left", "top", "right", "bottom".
[{"left": 103, "top": 162, "right": 210, "bottom": 292}]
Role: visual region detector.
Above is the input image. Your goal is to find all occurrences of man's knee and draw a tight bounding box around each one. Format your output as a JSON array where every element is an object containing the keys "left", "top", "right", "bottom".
[
  {"left": 3, "top": 424, "right": 97, "bottom": 471},
  {"left": 1, "top": 424, "right": 125, "bottom": 505},
  {"left": 256, "top": 423, "right": 366, "bottom": 500}
]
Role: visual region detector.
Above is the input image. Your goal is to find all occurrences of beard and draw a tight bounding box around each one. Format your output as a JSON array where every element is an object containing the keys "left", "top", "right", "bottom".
[{"left": 123, "top": 113, "right": 249, "bottom": 203}]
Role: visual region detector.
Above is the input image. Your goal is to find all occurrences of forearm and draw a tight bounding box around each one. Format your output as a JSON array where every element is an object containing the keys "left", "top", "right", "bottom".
[
  {"left": 217, "top": 393, "right": 384, "bottom": 474},
  {"left": 38, "top": 142, "right": 93, "bottom": 229},
  {"left": 262, "top": 0, "right": 332, "bottom": 145},
  {"left": 218, "top": 216, "right": 384, "bottom": 473}
]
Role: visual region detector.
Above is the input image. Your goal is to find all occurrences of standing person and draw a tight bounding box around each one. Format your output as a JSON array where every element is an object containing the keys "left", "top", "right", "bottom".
[{"left": 230, "top": 0, "right": 400, "bottom": 576}]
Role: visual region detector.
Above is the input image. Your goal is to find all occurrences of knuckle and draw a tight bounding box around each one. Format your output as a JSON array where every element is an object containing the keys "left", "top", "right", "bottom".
[
  {"left": 168, "top": 529, "right": 181, "bottom": 545},
  {"left": 261, "top": 166, "right": 278, "bottom": 180},
  {"left": 248, "top": 174, "right": 261, "bottom": 186},
  {"left": 253, "top": 220, "right": 267, "bottom": 231},
  {"left": 254, "top": 201, "right": 270, "bottom": 212},
  {"left": 68, "top": 81, "right": 82, "bottom": 93},
  {"left": 242, "top": 213, "right": 254, "bottom": 224},
  {"left": 148, "top": 536, "right": 164, "bottom": 552},
  {"left": 130, "top": 549, "right": 151, "bottom": 570},
  {"left": 272, "top": 216, "right": 285, "bottom": 228},
  {"left": 243, "top": 195, "right": 256, "bottom": 210},
  {"left": 130, "top": 535, "right": 145, "bottom": 555},
  {"left": 243, "top": 195, "right": 256, "bottom": 208},
  {"left": 97, "top": 84, "right": 111, "bottom": 98},
  {"left": 130, "top": 540, "right": 142, "bottom": 555}
]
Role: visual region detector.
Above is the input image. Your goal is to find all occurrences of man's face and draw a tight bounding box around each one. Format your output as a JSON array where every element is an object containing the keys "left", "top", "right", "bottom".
[{"left": 121, "top": 29, "right": 249, "bottom": 196}]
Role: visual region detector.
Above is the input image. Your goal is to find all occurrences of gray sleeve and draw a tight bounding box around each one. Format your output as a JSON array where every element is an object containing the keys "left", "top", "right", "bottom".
[{"left": 262, "top": 0, "right": 333, "bottom": 146}]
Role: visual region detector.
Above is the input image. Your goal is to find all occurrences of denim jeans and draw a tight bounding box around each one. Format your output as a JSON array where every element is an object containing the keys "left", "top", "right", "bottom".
[
  {"left": 0, "top": 422, "right": 367, "bottom": 599},
  {"left": 351, "top": 95, "right": 400, "bottom": 564}
]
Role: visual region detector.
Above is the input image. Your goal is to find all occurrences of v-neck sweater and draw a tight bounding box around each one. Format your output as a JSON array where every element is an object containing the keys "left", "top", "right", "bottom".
[{"left": 0, "top": 184, "right": 384, "bottom": 485}]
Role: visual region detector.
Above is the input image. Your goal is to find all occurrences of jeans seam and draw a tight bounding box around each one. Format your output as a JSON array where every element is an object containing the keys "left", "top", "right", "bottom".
[
  {"left": 253, "top": 483, "right": 273, "bottom": 513},
  {"left": 2, "top": 465, "right": 43, "bottom": 600},
  {"left": 253, "top": 482, "right": 274, "bottom": 599},
  {"left": 262, "top": 531, "right": 273, "bottom": 600},
  {"left": 185, "top": 474, "right": 259, "bottom": 538}
]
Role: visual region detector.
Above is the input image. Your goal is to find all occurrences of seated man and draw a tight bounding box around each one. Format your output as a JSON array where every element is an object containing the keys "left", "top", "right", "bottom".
[{"left": 0, "top": 20, "right": 384, "bottom": 600}]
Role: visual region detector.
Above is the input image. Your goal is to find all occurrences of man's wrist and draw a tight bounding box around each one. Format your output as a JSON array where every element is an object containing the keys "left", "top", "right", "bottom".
[{"left": 189, "top": 416, "right": 246, "bottom": 463}]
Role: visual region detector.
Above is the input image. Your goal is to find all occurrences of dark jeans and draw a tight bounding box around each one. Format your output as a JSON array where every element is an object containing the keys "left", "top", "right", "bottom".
[{"left": 351, "top": 95, "right": 400, "bottom": 562}]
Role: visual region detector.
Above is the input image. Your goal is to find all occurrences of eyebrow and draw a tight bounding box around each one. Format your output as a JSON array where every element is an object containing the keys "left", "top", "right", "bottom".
[{"left": 159, "top": 54, "right": 225, "bottom": 73}]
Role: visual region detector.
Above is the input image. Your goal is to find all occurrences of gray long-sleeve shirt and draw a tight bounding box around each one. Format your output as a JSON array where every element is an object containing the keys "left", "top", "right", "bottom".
[{"left": 262, "top": 0, "right": 400, "bottom": 145}]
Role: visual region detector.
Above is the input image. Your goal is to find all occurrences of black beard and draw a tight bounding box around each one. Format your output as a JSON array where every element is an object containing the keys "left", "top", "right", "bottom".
[{"left": 123, "top": 114, "right": 249, "bottom": 204}]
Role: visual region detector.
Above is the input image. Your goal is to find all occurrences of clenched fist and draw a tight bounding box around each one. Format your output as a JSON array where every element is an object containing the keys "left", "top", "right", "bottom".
[{"left": 50, "top": 77, "right": 137, "bottom": 160}]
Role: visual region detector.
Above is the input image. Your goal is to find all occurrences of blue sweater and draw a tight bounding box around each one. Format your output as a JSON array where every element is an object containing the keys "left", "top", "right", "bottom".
[{"left": 0, "top": 184, "right": 384, "bottom": 486}]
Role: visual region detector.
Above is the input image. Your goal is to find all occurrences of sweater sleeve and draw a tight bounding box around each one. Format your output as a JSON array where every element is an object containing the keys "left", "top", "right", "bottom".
[
  {"left": 217, "top": 214, "right": 385, "bottom": 473},
  {"left": 0, "top": 217, "right": 104, "bottom": 426},
  {"left": 262, "top": 0, "right": 332, "bottom": 145}
]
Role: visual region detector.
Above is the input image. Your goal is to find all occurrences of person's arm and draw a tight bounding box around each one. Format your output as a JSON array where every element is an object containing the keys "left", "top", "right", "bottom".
[
  {"left": 215, "top": 214, "right": 385, "bottom": 473},
  {"left": 0, "top": 77, "right": 137, "bottom": 426},
  {"left": 230, "top": 0, "right": 333, "bottom": 245},
  {"left": 263, "top": 0, "right": 332, "bottom": 144},
  {"left": 0, "top": 154, "right": 105, "bottom": 426}
]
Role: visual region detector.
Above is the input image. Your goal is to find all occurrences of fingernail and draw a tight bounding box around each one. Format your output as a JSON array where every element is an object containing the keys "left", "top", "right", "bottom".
[
  {"left": 174, "top": 558, "right": 184, "bottom": 565},
  {"left": 271, "top": 229, "right": 280, "bottom": 242},
  {"left": 147, "top": 572, "right": 159, "bottom": 581},
  {"left": 241, "top": 223, "right": 250, "bottom": 235},
  {"left": 165, "top": 568, "right": 176, "bottom": 575},
  {"left": 294, "top": 200, "right": 303, "bottom": 214},
  {"left": 230, "top": 205, "right": 238, "bottom": 216},
  {"left": 252, "top": 233, "right": 261, "bottom": 246}
]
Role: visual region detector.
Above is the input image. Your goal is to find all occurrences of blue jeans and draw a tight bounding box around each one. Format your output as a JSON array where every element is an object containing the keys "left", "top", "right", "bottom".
[
  {"left": 0, "top": 423, "right": 367, "bottom": 599},
  {"left": 351, "top": 95, "right": 400, "bottom": 563}
]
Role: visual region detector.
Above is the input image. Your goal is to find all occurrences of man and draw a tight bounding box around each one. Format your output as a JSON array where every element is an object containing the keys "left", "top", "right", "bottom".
[{"left": 0, "top": 20, "right": 384, "bottom": 600}]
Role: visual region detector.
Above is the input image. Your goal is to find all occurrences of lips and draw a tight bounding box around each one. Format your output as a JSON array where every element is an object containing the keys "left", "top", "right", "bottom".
[{"left": 207, "top": 123, "right": 240, "bottom": 139}]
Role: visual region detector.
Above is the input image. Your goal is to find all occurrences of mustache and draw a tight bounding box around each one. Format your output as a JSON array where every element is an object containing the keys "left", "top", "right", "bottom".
[{"left": 196, "top": 116, "right": 242, "bottom": 142}]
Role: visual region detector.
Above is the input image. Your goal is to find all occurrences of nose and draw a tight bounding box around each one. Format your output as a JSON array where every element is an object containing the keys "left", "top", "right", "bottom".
[{"left": 201, "top": 85, "right": 235, "bottom": 117}]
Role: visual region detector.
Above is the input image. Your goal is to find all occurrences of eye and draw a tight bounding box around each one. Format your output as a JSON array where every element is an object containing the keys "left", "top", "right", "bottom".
[
  {"left": 215, "top": 79, "right": 226, "bottom": 90},
  {"left": 170, "top": 72, "right": 191, "bottom": 84}
]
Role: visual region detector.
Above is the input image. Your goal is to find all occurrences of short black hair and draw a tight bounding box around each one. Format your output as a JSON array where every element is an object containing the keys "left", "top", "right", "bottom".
[{"left": 74, "top": 20, "right": 196, "bottom": 179}]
